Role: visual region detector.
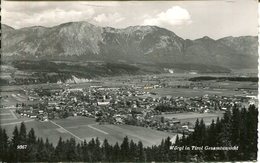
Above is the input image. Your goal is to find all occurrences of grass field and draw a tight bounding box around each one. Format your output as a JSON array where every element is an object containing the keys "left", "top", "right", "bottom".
[
  {"left": 0, "top": 107, "right": 19, "bottom": 121},
  {"left": 149, "top": 87, "right": 249, "bottom": 97},
  {"left": 1, "top": 116, "right": 176, "bottom": 146},
  {"left": 0, "top": 90, "right": 37, "bottom": 107},
  {"left": 159, "top": 112, "right": 224, "bottom": 125}
]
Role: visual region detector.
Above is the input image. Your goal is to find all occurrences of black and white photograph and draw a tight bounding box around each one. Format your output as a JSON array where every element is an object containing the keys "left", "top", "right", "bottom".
[{"left": 0, "top": 0, "right": 258, "bottom": 162}]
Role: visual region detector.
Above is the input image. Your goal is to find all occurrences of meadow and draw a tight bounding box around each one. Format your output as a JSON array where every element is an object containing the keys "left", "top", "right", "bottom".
[
  {"left": 149, "top": 87, "right": 253, "bottom": 97},
  {"left": 1, "top": 116, "right": 175, "bottom": 146},
  {"left": 158, "top": 112, "right": 224, "bottom": 125}
]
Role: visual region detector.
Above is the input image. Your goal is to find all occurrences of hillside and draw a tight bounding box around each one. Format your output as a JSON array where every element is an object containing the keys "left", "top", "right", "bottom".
[{"left": 1, "top": 21, "right": 258, "bottom": 70}]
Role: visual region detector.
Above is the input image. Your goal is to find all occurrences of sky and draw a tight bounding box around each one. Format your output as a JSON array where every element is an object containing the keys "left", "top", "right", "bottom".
[{"left": 1, "top": 0, "right": 258, "bottom": 40}]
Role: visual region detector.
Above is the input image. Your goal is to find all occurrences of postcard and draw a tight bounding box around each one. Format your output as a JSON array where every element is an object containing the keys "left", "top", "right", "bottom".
[{"left": 0, "top": 0, "right": 258, "bottom": 162}]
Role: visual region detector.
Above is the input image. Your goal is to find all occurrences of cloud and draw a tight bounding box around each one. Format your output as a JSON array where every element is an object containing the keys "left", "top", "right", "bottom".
[
  {"left": 94, "top": 13, "right": 125, "bottom": 24},
  {"left": 143, "top": 6, "right": 192, "bottom": 26},
  {"left": 2, "top": 7, "right": 95, "bottom": 29},
  {"left": 1, "top": 1, "right": 119, "bottom": 28}
]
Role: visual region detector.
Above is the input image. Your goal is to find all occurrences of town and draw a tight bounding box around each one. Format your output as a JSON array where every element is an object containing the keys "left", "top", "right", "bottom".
[{"left": 7, "top": 79, "right": 257, "bottom": 135}]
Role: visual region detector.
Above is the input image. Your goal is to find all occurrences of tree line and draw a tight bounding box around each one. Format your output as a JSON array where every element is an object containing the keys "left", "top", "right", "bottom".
[
  {"left": 189, "top": 76, "right": 258, "bottom": 82},
  {"left": 176, "top": 104, "right": 258, "bottom": 161},
  {"left": 0, "top": 105, "right": 257, "bottom": 162}
]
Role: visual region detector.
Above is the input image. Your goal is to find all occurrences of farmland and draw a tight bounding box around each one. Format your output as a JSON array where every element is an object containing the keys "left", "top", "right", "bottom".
[
  {"left": 1, "top": 116, "right": 176, "bottom": 146},
  {"left": 145, "top": 78, "right": 257, "bottom": 98},
  {"left": 0, "top": 91, "right": 29, "bottom": 107},
  {"left": 148, "top": 87, "right": 244, "bottom": 97},
  {"left": 0, "top": 72, "right": 257, "bottom": 148},
  {"left": 157, "top": 112, "right": 224, "bottom": 125}
]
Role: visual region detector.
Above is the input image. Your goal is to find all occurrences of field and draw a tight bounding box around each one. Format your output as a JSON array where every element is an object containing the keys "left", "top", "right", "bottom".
[
  {"left": 0, "top": 108, "right": 18, "bottom": 121},
  {"left": 1, "top": 116, "right": 176, "bottom": 146},
  {"left": 148, "top": 87, "right": 255, "bottom": 98},
  {"left": 0, "top": 72, "right": 256, "bottom": 148},
  {"left": 158, "top": 112, "right": 224, "bottom": 125},
  {"left": 0, "top": 91, "right": 31, "bottom": 107}
]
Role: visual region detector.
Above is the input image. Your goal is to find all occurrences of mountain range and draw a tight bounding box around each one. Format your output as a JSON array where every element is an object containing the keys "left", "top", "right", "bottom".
[{"left": 1, "top": 22, "right": 258, "bottom": 70}]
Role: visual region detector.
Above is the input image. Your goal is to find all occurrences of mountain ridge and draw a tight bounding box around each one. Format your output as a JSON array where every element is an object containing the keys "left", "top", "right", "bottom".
[
  {"left": 1, "top": 21, "right": 258, "bottom": 69},
  {"left": 2, "top": 22, "right": 257, "bottom": 39}
]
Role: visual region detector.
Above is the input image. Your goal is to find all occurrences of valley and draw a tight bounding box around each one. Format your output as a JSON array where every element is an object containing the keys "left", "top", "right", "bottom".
[
  {"left": 1, "top": 70, "right": 257, "bottom": 146},
  {"left": 0, "top": 21, "right": 258, "bottom": 150}
]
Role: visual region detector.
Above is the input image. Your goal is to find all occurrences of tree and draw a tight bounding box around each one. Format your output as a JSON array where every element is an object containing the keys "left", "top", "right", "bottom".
[
  {"left": 161, "top": 116, "right": 165, "bottom": 123},
  {"left": 0, "top": 128, "right": 9, "bottom": 161},
  {"left": 93, "top": 138, "right": 101, "bottom": 161},
  {"left": 137, "top": 141, "right": 145, "bottom": 162},
  {"left": 87, "top": 138, "right": 95, "bottom": 162},
  {"left": 229, "top": 107, "right": 241, "bottom": 160},
  {"left": 0, "top": 127, "right": 3, "bottom": 160},
  {"left": 28, "top": 128, "right": 36, "bottom": 144},
  {"left": 247, "top": 105, "right": 258, "bottom": 159},
  {"left": 1, "top": 106, "right": 258, "bottom": 162},
  {"left": 36, "top": 138, "right": 46, "bottom": 161},
  {"left": 192, "top": 119, "right": 200, "bottom": 145},
  {"left": 112, "top": 142, "right": 120, "bottom": 162},
  {"left": 19, "top": 122, "right": 27, "bottom": 142},
  {"left": 129, "top": 140, "right": 137, "bottom": 161},
  {"left": 175, "top": 134, "right": 180, "bottom": 145},
  {"left": 18, "top": 122, "right": 29, "bottom": 161},
  {"left": 204, "top": 120, "right": 216, "bottom": 160},
  {"left": 199, "top": 119, "right": 207, "bottom": 146},
  {"left": 54, "top": 137, "right": 65, "bottom": 161},
  {"left": 164, "top": 136, "right": 171, "bottom": 161},
  {"left": 102, "top": 139, "right": 111, "bottom": 161},
  {"left": 10, "top": 125, "right": 20, "bottom": 161},
  {"left": 27, "top": 128, "right": 37, "bottom": 161},
  {"left": 44, "top": 138, "right": 54, "bottom": 161},
  {"left": 120, "top": 136, "right": 130, "bottom": 161},
  {"left": 81, "top": 140, "right": 89, "bottom": 162},
  {"left": 76, "top": 143, "right": 82, "bottom": 161},
  {"left": 158, "top": 139, "right": 165, "bottom": 161},
  {"left": 67, "top": 138, "right": 78, "bottom": 161}
]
